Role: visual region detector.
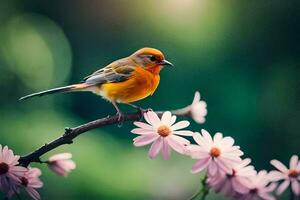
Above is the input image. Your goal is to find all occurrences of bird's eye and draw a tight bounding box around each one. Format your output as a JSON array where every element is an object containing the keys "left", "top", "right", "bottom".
[{"left": 149, "top": 55, "right": 156, "bottom": 61}]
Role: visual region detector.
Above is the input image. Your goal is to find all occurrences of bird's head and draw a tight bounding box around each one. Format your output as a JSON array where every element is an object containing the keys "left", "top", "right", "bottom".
[{"left": 130, "top": 47, "right": 173, "bottom": 73}]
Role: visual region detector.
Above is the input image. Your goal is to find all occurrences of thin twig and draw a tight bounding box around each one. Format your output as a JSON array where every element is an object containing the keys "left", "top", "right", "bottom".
[{"left": 19, "top": 107, "right": 191, "bottom": 167}]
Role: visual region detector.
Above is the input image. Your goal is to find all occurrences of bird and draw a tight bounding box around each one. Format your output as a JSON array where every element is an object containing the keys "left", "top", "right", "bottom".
[{"left": 20, "top": 47, "right": 173, "bottom": 119}]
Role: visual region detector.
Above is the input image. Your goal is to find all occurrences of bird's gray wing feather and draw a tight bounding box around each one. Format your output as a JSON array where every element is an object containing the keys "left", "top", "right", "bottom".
[{"left": 82, "top": 62, "right": 136, "bottom": 85}]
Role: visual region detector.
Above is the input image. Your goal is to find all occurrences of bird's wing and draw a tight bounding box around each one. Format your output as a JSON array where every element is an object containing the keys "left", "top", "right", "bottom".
[{"left": 82, "top": 61, "right": 136, "bottom": 85}]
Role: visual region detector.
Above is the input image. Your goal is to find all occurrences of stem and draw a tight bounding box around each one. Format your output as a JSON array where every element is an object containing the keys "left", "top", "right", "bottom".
[
  {"left": 189, "top": 173, "right": 209, "bottom": 200},
  {"left": 189, "top": 188, "right": 201, "bottom": 200}
]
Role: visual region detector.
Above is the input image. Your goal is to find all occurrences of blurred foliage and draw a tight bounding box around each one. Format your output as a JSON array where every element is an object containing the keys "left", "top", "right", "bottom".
[{"left": 0, "top": 0, "right": 299, "bottom": 199}]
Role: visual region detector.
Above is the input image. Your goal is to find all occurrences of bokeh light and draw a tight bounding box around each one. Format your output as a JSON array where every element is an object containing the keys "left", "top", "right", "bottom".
[{"left": 0, "top": 13, "right": 72, "bottom": 90}]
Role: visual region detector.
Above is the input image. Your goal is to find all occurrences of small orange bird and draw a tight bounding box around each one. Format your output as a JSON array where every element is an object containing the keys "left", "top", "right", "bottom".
[{"left": 20, "top": 47, "right": 173, "bottom": 119}]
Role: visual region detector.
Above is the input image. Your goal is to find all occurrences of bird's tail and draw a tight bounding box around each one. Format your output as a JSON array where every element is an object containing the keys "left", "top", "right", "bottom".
[{"left": 19, "top": 83, "right": 91, "bottom": 101}]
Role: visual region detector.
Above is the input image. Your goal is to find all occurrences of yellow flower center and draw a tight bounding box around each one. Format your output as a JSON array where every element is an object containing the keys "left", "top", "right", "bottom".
[
  {"left": 210, "top": 147, "right": 221, "bottom": 157},
  {"left": 157, "top": 125, "right": 171, "bottom": 137},
  {"left": 288, "top": 169, "right": 299, "bottom": 178},
  {"left": 0, "top": 162, "right": 9, "bottom": 175}
]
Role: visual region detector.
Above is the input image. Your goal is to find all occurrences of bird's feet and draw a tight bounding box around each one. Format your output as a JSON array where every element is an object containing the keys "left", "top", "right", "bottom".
[
  {"left": 134, "top": 107, "right": 153, "bottom": 121},
  {"left": 139, "top": 107, "right": 153, "bottom": 114},
  {"left": 127, "top": 103, "right": 152, "bottom": 115},
  {"left": 116, "top": 111, "right": 124, "bottom": 127},
  {"left": 116, "top": 111, "right": 124, "bottom": 121}
]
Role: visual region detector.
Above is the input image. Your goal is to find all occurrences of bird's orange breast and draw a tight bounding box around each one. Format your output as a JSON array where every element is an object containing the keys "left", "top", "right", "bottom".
[{"left": 98, "top": 66, "right": 160, "bottom": 103}]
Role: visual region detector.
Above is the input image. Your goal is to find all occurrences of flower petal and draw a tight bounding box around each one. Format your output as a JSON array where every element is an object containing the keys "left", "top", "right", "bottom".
[
  {"left": 270, "top": 160, "right": 288, "bottom": 173},
  {"left": 232, "top": 178, "right": 249, "bottom": 194},
  {"left": 220, "top": 179, "right": 233, "bottom": 196},
  {"left": 10, "top": 166, "right": 28, "bottom": 177},
  {"left": 169, "top": 116, "right": 177, "bottom": 126},
  {"left": 26, "top": 187, "right": 41, "bottom": 200},
  {"left": 191, "top": 157, "right": 211, "bottom": 174},
  {"left": 2, "top": 146, "right": 9, "bottom": 162},
  {"left": 213, "top": 132, "right": 223, "bottom": 144},
  {"left": 235, "top": 158, "right": 252, "bottom": 170},
  {"left": 166, "top": 136, "right": 185, "bottom": 154},
  {"left": 276, "top": 180, "right": 290, "bottom": 195},
  {"left": 192, "top": 91, "right": 200, "bottom": 105},
  {"left": 215, "top": 158, "right": 232, "bottom": 174},
  {"left": 268, "top": 170, "right": 285, "bottom": 181},
  {"left": 208, "top": 161, "right": 218, "bottom": 175},
  {"left": 144, "top": 111, "right": 161, "bottom": 126},
  {"left": 192, "top": 132, "right": 210, "bottom": 150},
  {"left": 238, "top": 166, "right": 256, "bottom": 177},
  {"left": 171, "top": 121, "right": 190, "bottom": 131},
  {"left": 173, "top": 130, "right": 194, "bottom": 136},
  {"left": 48, "top": 153, "right": 72, "bottom": 162},
  {"left": 133, "top": 134, "right": 159, "bottom": 147},
  {"left": 29, "top": 180, "right": 43, "bottom": 188},
  {"left": 133, "top": 121, "right": 154, "bottom": 130},
  {"left": 291, "top": 180, "right": 300, "bottom": 196},
  {"left": 221, "top": 153, "right": 243, "bottom": 162},
  {"left": 170, "top": 135, "right": 190, "bottom": 145},
  {"left": 5, "top": 150, "right": 16, "bottom": 164},
  {"left": 161, "top": 138, "right": 170, "bottom": 160},
  {"left": 161, "top": 111, "right": 172, "bottom": 125},
  {"left": 49, "top": 165, "right": 67, "bottom": 176},
  {"left": 220, "top": 137, "right": 234, "bottom": 149},
  {"left": 131, "top": 128, "right": 154, "bottom": 135},
  {"left": 290, "top": 155, "right": 298, "bottom": 169},
  {"left": 148, "top": 137, "right": 163, "bottom": 159},
  {"left": 258, "top": 193, "right": 275, "bottom": 200},
  {"left": 201, "top": 129, "right": 213, "bottom": 144},
  {"left": 185, "top": 145, "right": 209, "bottom": 159}
]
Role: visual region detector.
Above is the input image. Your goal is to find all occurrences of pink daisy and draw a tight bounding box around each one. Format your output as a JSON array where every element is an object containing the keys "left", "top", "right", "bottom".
[
  {"left": 132, "top": 111, "right": 193, "bottom": 159},
  {"left": 0, "top": 145, "right": 27, "bottom": 193},
  {"left": 19, "top": 167, "right": 43, "bottom": 200},
  {"left": 269, "top": 155, "right": 300, "bottom": 196},
  {"left": 189, "top": 91, "right": 207, "bottom": 124},
  {"left": 186, "top": 129, "right": 243, "bottom": 175},
  {"left": 177, "top": 91, "right": 207, "bottom": 124},
  {"left": 208, "top": 158, "right": 256, "bottom": 197},
  {"left": 47, "top": 153, "right": 76, "bottom": 176},
  {"left": 238, "top": 170, "right": 276, "bottom": 200}
]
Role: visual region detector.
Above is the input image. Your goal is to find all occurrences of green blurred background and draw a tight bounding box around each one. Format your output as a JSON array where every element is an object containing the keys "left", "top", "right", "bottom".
[{"left": 0, "top": 0, "right": 299, "bottom": 199}]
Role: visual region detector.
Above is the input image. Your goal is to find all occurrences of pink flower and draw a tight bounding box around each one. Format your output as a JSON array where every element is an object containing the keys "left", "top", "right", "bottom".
[
  {"left": 0, "top": 145, "right": 27, "bottom": 193},
  {"left": 208, "top": 158, "right": 256, "bottom": 197},
  {"left": 189, "top": 91, "right": 207, "bottom": 124},
  {"left": 186, "top": 129, "right": 243, "bottom": 175},
  {"left": 178, "top": 91, "right": 207, "bottom": 124},
  {"left": 132, "top": 111, "right": 193, "bottom": 159},
  {"left": 269, "top": 155, "right": 300, "bottom": 196},
  {"left": 47, "top": 153, "right": 76, "bottom": 176},
  {"left": 19, "top": 167, "right": 43, "bottom": 200},
  {"left": 238, "top": 170, "right": 276, "bottom": 200}
]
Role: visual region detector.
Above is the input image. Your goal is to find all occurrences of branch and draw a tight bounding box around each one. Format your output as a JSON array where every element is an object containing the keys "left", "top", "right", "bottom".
[{"left": 19, "top": 107, "right": 191, "bottom": 167}]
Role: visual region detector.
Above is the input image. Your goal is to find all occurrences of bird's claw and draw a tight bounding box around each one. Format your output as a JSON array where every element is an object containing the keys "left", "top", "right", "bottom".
[
  {"left": 140, "top": 107, "right": 152, "bottom": 114},
  {"left": 135, "top": 107, "right": 153, "bottom": 121},
  {"left": 145, "top": 108, "right": 153, "bottom": 112},
  {"left": 115, "top": 111, "right": 123, "bottom": 121},
  {"left": 116, "top": 112, "right": 124, "bottom": 127}
]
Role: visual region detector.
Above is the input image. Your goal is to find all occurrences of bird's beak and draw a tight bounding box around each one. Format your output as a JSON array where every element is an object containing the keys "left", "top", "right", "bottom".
[{"left": 159, "top": 59, "right": 173, "bottom": 66}]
